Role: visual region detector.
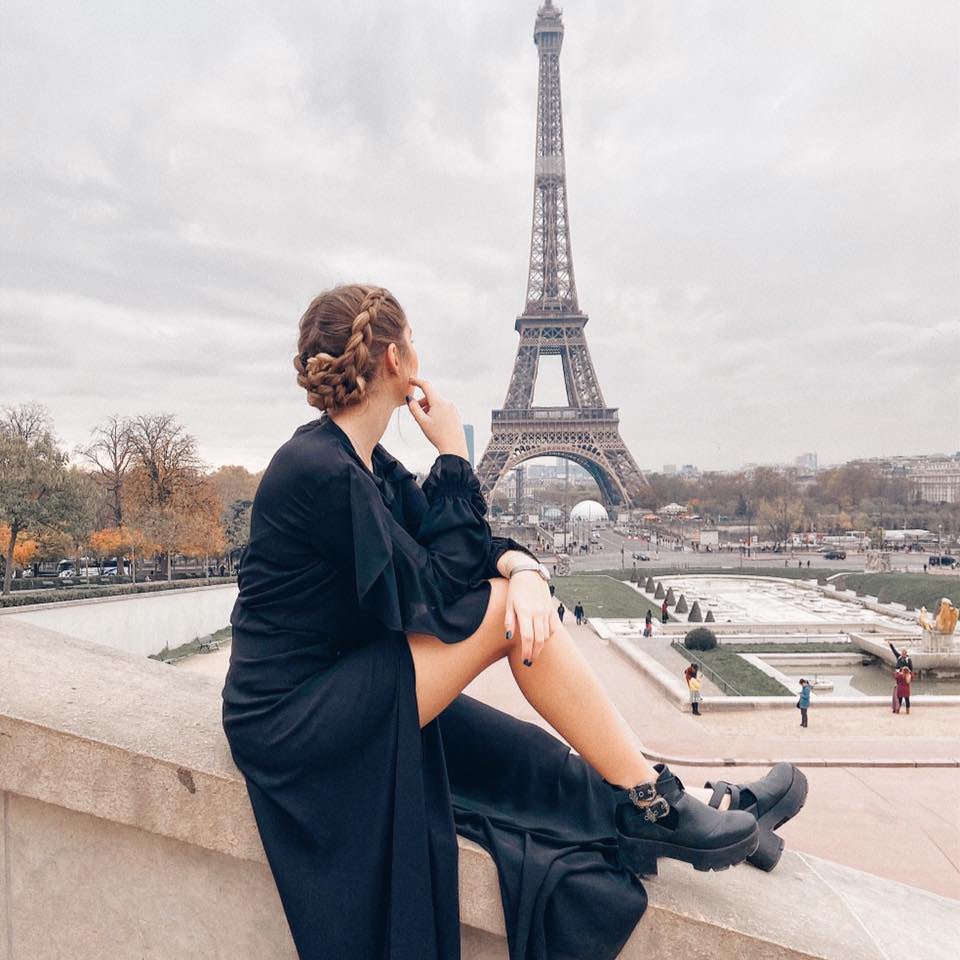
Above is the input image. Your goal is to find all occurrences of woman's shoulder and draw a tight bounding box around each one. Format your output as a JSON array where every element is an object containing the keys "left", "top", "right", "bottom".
[{"left": 260, "top": 418, "right": 358, "bottom": 494}]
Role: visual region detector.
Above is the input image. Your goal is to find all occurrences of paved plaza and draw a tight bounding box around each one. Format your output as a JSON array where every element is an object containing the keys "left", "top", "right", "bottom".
[{"left": 181, "top": 622, "right": 960, "bottom": 900}]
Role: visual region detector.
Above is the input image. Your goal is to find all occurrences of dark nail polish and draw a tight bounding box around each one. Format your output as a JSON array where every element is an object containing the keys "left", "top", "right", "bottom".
[
  {"left": 506, "top": 630, "right": 512, "bottom": 640},
  {"left": 405, "top": 395, "right": 412, "bottom": 403},
  {"left": 523, "top": 658, "right": 532, "bottom": 667}
]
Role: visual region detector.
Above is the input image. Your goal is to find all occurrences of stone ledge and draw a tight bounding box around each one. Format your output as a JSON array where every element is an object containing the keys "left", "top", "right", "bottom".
[{"left": 2, "top": 616, "right": 958, "bottom": 960}]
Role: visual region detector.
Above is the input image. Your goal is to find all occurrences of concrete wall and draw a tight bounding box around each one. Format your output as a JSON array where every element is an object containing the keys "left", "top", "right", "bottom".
[
  {"left": 1, "top": 617, "right": 957, "bottom": 959},
  {"left": 0, "top": 583, "right": 237, "bottom": 657}
]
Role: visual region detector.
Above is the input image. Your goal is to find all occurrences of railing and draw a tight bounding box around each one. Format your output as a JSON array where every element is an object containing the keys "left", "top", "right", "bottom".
[
  {"left": 671, "top": 641, "right": 743, "bottom": 696},
  {"left": 491, "top": 407, "right": 619, "bottom": 422}
]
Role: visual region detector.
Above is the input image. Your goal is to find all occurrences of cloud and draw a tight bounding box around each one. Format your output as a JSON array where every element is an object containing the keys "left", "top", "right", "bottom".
[{"left": 1, "top": 0, "right": 957, "bottom": 476}]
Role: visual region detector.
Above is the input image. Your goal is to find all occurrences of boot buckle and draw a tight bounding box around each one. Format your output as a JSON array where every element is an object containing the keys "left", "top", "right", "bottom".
[{"left": 627, "top": 783, "right": 671, "bottom": 821}]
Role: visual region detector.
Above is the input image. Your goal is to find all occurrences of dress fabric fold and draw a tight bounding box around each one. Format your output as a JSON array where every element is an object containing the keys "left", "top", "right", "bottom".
[{"left": 221, "top": 414, "right": 647, "bottom": 959}]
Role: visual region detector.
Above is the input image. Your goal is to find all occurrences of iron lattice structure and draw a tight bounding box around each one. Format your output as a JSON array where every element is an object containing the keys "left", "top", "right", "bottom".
[{"left": 476, "top": 0, "right": 647, "bottom": 510}]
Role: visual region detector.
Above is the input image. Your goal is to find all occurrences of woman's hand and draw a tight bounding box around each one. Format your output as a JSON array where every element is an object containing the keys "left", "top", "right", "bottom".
[
  {"left": 504, "top": 571, "right": 561, "bottom": 665},
  {"left": 405, "top": 377, "right": 469, "bottom": 460}
]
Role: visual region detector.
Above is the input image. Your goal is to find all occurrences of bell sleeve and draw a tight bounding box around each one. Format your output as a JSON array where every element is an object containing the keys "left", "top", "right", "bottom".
[{"left": 329, "top": 454, "right": 500, "bottom": 642}]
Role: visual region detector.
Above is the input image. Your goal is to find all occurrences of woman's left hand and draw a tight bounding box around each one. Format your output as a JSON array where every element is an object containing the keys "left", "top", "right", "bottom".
[{"left": 503, "top": 572, "right": 561, "bottom": 666}]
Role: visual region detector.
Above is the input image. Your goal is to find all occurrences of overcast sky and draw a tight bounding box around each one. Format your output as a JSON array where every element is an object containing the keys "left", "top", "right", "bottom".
[{"left": 2, "top": 0, "right": 958, "bottom": 478}]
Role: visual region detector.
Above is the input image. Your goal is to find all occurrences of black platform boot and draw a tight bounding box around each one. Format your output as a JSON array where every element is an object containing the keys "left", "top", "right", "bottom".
[
  {"left": 704, "top": 762, "right": 809, "bottom": 872},
  {"left": 610, "top": 764, "right": 759, "bottom": 877}
]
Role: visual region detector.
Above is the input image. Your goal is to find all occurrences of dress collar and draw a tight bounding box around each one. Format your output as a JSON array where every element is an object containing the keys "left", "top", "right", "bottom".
[{"left": 318, "top": 414, "right": 414, "bottom": 505}]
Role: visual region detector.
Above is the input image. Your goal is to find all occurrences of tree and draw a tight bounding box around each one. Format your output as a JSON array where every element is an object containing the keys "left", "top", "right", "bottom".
[
  {"left": 757, "top": 496, "right": 804, "bottom": 548},
  {"left": 56, "top": 468, "right": 101, "bottom": 584},
  {"left": 78, "top": 415, "right": 135, "bottom": 527},
  {"left": 0, "top": 404, "right": 73, "bottom": 594},
  {"left": 124, "top": 414, "right": 210, "bottom": 578},
  {"left": 0, "top": 524, "right": 39, "bottom": 577}
]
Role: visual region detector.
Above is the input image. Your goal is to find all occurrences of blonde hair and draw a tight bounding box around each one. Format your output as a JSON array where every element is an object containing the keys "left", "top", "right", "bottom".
[{"left": 293, "top": 284, "right": 407, "bottom": 411}]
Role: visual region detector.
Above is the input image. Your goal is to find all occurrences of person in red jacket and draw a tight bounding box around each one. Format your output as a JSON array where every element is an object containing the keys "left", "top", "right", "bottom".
[{"left": 893, "top": 667, "right": 913, "bottom": 714}]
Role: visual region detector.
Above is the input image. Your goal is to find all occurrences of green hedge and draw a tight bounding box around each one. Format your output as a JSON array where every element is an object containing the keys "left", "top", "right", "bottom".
[{"left": 0, "top": 577, "right": 236, "bottom": 609}]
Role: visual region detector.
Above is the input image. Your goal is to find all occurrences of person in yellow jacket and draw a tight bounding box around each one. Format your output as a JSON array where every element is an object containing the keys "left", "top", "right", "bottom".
[{"left": 686, "top": 664, "right": 703, "bottom": 716}]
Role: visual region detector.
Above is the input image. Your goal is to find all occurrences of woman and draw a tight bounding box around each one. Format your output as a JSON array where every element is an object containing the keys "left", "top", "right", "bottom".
[
  {"left": 685, "top": 664, "right": 702, "bottom": 716},
  {"left": 221, "top": 285, "right": 806, "bottom": 960},
  {"left": 643, "top": 609, "right": 653, "bottom": 637},
  {"left": 894, "top": 666, "right": 912, "bottom": 714},
  {"left": 661, "top": 597, "right": 669, "bottom": 624}
]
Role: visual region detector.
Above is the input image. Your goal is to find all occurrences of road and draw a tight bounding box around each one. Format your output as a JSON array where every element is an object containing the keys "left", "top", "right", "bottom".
[{"left": 560, "top": 526, "right": 957, "bottom": 577}]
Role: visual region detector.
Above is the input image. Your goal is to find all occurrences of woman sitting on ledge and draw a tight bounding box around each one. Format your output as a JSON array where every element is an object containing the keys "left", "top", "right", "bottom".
[{"left": 221, "top": 284, "right": 809, "bottom": 960}]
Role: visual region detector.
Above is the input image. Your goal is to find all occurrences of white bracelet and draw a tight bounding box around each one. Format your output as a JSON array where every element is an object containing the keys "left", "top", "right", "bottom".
[{"left": 508, "top": 562, "right": 541, "bottom": 578}]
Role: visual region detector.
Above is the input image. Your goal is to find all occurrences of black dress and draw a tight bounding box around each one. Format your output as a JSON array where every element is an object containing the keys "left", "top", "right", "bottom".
[{"left": 221, "top": 414, "right": 647, "bottom": 960}]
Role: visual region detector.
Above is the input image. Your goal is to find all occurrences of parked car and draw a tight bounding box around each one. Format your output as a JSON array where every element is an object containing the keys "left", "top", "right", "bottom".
[
  {"left": 631, "top": 552, "right": 650, "bottom": 561},
  {"left": 823, "top": 550, "right": 847, "bottom": 560},
  {"left": 929, "top": 555, "right": 957, "bottom": 567}
]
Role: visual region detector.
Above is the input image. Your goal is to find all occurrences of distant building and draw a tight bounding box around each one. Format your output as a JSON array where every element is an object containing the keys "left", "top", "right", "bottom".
[
  {"left": 910, "top": 459, "right": 960, "bottom": 504},
  {"left": 463, "top": 424, "right": 475, "bottom": 466},
  {"left": 679, "top": 464, "right": 701, "bottom": 479},
  {"left": 662, "top": 464, "right": 677, "bottom": 475},
  {"left": 794, "top": 452, "right": 818, "bottom": 473}
]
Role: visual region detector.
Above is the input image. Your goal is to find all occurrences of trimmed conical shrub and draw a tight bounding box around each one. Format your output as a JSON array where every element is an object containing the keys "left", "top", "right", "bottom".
[
  {"left": 645, "top": 577, "right": 655, "bottom": 592},
  {"left": 817, "top": 577, "right": 828, "bottom": 586},
  {"left": 675, "top": 594, "right": 689, "bottom": 614},
  {"left": 688, "top": 601, "right": 703, "bottom": 622},
  {"left": 654, "top": 582, "right": 665, "bottom": 599},
  {"left": 665, "top": 587, "right": 676, "bottom": 606},
  {"left": 878, "top": 588, "right": 890, "bottom": 604},
  {"left": 705, "top": 609, "right": 716, "bottom": 623}
]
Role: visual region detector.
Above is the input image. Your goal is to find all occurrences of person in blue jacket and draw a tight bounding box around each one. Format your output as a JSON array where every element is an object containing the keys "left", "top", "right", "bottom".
[{"left": 797, "top": 678, "right": 812, "bottom": 727}]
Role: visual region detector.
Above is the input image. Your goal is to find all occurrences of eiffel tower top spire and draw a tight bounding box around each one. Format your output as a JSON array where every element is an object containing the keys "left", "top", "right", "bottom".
[{"left": 524, "top": 0, "right": 579, "bottom": 316}]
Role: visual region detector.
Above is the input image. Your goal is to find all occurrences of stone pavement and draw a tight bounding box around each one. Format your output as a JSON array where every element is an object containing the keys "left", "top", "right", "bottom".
[
  {"left": 461, "top": 624, "right": 960, "bottom": 900},
  {"left": 178, "top": 626, "right": 960, "bottom": 900}
]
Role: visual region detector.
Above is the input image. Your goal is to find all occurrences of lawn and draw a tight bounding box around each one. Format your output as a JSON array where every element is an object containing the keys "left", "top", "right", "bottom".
[
  {"left": 588, "top": 565, "right": 844, "bottom": 582},
  {"left": 836, "top": 572, "right": 957, "bottom": 612},
  {"left": 672, "top": 642, "right": 794, "bottom": 697},
  {"left": 553, "top": 575, "right": 668, "bottom": 620},
  {"left": 719, "top": 641, "right": 854, "bottom": 654},
  {"left": 149, "top": 626, "right": 231, "bottom": 663}
]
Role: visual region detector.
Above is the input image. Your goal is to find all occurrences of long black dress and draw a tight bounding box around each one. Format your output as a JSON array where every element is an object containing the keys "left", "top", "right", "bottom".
[{"left": 221, "top": 414, "right": 647, "bottom": 960}]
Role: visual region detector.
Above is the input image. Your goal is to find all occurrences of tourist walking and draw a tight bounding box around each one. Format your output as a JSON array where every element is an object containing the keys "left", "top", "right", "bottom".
[
  {"left": 574, "top": 601, "right": 585, "bottom": 625},
  {"left": 661, "top": 597, "right": 669, "bottom": 624},
  {"left": 893, "top": 666, "right": 913, "bottom": 714},
  {"left": 221, "top": 283, "right": 808, "bottom": 960},
  {"left": 643, "top": 610, "right": 653, "bottom": 637},
  {"left": 557, "top": 601, "right": 566, "bottom": 623},
  {"left": 797, "top": 679, "right": 811, "bottom": 727},
  {"left": 685, "top": 664, "right": 702, "bottom": 716}
]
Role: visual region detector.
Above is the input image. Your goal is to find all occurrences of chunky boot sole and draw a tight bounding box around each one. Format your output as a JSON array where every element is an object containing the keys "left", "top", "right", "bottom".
[
  {"left": 747, "top": 767, "right": 808, "bottom": 871},
  {"left": 619, "top": 823, "right": 760, "bottom": 877}
]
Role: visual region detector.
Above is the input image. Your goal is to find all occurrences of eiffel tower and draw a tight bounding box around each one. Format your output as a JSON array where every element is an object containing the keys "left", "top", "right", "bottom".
[{"left": 476, "top": 0, "right": 648, "bottom": 511}]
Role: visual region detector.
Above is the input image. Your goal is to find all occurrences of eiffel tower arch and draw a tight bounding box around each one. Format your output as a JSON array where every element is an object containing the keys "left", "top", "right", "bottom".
[{"left": 476, "top": 0, "right": 648, "bottom": 511}]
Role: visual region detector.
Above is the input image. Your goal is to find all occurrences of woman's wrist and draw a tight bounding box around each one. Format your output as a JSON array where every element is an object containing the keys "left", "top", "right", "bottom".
[
  {"left": 436, "top": 443, "right": 470, "bottom": 461},
  {"left": 497, "top": 550, "right": 535, "bottom": 578}
]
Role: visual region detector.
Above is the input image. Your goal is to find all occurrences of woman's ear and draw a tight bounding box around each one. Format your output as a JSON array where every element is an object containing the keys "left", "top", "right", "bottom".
[{"left": 386, "top": 342, "right": 400, "bottom": 375}]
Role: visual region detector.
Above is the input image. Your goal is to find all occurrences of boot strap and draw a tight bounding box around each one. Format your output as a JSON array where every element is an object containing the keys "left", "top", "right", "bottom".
[
  {"left": 705, "top": 780, "right": 740, "bottom": 810},
  {"left": 627, "top": 782, "right": 671, "bottom": 822}
]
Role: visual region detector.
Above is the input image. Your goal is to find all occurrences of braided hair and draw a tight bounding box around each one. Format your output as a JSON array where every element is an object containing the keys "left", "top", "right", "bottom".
[{"left": 294, "top": 284, "right": 407, "bottom": 411}]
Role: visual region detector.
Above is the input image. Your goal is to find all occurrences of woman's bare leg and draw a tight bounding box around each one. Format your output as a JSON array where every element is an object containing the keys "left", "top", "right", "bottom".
[{"left": 409, "top": 578, "right": 695, "bottom": 796}]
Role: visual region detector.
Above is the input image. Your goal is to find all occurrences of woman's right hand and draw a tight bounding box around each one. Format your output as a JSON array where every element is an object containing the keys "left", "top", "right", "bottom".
[{"left": 406, "top": 377, "right": 469, "bottom": 460}]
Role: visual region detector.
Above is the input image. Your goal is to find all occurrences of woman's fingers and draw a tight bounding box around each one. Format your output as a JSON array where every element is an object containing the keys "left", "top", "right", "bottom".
[
  {"left": 407, "top": 376, "right": 437, "bottom": 406},
  {"left": 530, "top": 612, "right": 546, "bottom": 664},
  {"left": 504, "top": 602, "right": 516, "bottom": 644},
  {"left": 518, "top": 612, "right": 534, "bottom": 663},
  {"left": 406, "top": 395, "right": 428, "bottom": 427}
]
